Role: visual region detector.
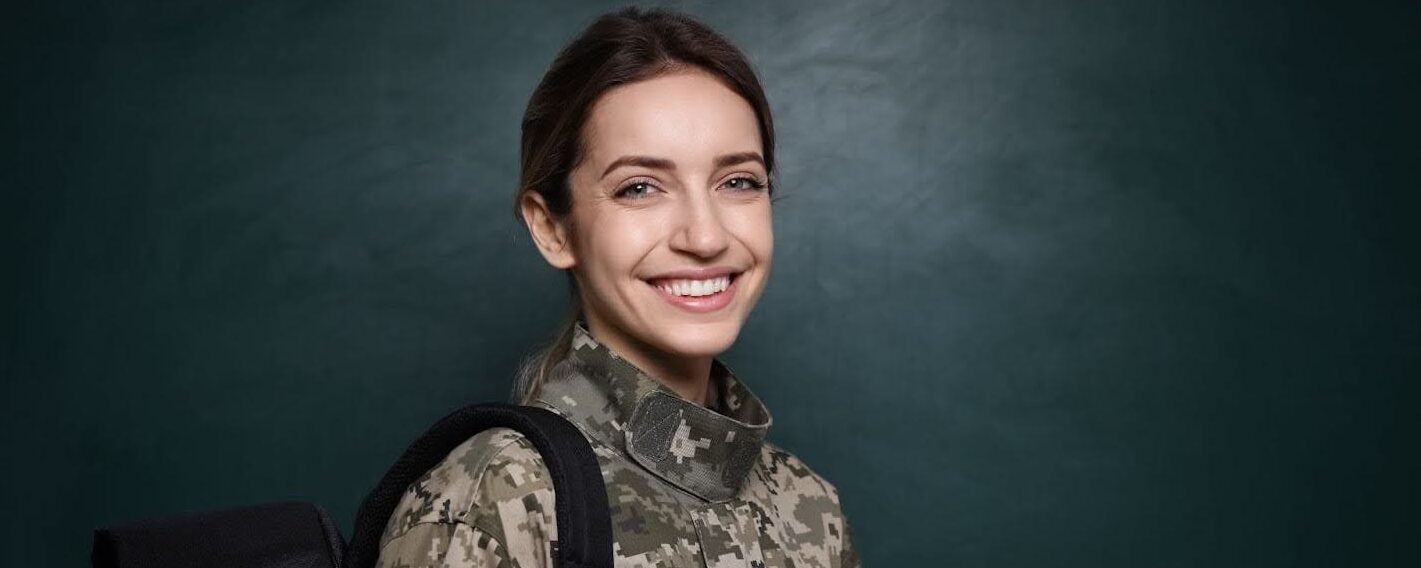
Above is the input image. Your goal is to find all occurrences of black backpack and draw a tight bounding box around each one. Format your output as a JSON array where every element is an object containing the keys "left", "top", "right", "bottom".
[{"left": 91, "top": 403, "right": 613, "bottom": 568}]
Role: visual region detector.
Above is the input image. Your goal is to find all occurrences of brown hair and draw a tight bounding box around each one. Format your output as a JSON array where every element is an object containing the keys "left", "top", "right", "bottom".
[{"left": 510, "top": 6, "right": 777, "bottom": 404}]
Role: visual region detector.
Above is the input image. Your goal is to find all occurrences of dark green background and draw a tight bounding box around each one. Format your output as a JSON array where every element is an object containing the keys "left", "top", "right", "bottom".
[{"left": 4, "top": 1, "right": 1418, "bottom": 566}]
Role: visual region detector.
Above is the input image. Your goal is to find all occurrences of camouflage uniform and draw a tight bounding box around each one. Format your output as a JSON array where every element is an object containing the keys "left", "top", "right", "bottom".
[{"left": 376, "top": 321, "right": 861, "bottom": 568}]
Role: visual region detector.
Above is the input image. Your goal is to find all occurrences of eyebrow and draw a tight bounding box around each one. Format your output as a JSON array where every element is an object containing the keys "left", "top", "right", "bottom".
[{"left": 600, "top": 152, "right": 765, "bottom": 179}]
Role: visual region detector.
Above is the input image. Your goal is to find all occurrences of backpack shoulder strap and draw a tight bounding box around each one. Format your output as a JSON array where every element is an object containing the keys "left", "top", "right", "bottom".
[{"left": 345, "top": 403, "right": 612, "bottom": 568}]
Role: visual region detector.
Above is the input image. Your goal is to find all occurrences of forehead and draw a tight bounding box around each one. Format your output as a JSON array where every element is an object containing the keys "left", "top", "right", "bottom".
[{"left": 580, "top": 68, "right": 762, "bottom": 168}]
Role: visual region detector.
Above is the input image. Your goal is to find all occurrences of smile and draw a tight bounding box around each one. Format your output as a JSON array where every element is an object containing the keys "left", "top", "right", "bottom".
[
  {"left": 652, "top": 275, "right": 731, "bottom": 297},
  {"left": 643, "top": 272, "right": 741, "bottom": 313}
]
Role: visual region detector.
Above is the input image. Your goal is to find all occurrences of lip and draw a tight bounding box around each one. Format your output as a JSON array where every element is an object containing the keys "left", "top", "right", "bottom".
[{"left": 646, "top": 271, "right": 741, "bottom": 314}]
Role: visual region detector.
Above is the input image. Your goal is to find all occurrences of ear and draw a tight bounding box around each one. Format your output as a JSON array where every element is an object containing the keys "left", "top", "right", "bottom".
[{"left": 519, "top": 191, "right": 577, "bottom": 270}]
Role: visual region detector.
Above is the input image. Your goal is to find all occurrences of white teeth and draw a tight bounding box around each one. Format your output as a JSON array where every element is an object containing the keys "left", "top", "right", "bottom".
[{"left": 655, "top": 275, "right": 731, "bottom": 297}]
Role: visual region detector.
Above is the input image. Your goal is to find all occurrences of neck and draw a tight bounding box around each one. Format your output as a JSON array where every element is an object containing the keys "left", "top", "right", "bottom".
[{"left": 584, "top": 315, "right": 711, "bottom": 406}]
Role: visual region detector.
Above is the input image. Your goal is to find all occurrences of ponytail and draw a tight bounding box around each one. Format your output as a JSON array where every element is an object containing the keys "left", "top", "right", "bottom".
[{"left": 511, "top": 286, "right": 582, "bottom": 405}]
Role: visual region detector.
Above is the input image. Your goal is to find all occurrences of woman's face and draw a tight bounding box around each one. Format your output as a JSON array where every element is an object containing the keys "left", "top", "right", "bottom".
[{"left": 528, "top": 67, "right": 773, "bottom": 364}]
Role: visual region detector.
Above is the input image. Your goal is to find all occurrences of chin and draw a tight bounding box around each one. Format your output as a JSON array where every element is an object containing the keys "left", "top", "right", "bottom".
[{"left": 649, "top": 318, "right": 742, "bottom": 358}]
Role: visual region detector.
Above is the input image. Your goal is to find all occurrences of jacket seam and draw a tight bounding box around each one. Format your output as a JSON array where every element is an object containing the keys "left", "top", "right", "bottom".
[{"left": 454, "top": 429, "right": 531, "bottom": 519}]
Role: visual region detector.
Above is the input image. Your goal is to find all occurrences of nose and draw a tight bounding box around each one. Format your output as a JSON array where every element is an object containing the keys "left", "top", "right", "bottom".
[{"left": 668, "top": 188, "right": 730, "bottom": 259}]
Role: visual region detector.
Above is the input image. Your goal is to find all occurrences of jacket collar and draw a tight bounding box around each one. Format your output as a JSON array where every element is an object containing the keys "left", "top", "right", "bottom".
[{"left": 534, "top": 320, "right": 773, "bottom": 503}]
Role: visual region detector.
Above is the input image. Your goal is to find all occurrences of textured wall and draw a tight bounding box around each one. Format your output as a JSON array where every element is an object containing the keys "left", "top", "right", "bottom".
[{"left": 4, "top": 1, "right": 1418, "bottom": 566}]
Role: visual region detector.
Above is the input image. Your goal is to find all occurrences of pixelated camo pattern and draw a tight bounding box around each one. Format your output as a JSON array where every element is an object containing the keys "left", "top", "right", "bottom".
[{"left": 376, "top": 321, "right": 860, "bottom": 567}]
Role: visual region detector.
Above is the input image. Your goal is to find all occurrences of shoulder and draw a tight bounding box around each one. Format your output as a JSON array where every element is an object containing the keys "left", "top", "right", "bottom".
[
  {"left": 378, "top": 426, "right": 555, "bottom": 548},
  {"left": 757, "top": 440, "right": 845, "bottom": 506},
  {"left": 756, "top": 441, "right": 859, "bottom": 567}
]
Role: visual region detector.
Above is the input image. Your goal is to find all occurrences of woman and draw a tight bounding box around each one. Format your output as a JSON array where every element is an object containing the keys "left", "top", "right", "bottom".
[{"left": 376, "top": 7, "right": 859, "bottom": 568}]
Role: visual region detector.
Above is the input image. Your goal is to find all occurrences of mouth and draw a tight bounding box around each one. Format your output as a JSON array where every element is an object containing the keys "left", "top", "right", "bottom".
[{"left": 642, "top": 271, "right": 743, "bottom": 314}]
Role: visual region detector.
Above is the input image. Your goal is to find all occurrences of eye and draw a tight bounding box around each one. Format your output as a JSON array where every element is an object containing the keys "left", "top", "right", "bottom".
[
  {"left": 722, "top": 176, "right": 768, "bottom": 192},
  {"left": 615, "top": 180, "right": 661, "bottom": 199}
]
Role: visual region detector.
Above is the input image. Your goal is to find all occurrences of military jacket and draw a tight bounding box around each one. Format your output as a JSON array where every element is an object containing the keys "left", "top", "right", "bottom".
[{"left": 376, "top": 321, "right": 860, "bottom": 568}]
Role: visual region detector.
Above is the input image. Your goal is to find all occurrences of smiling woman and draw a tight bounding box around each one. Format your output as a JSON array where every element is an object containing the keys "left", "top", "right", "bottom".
[
  {"left": 524, "top": 67, "right": 775, "bottom": 406},
  {"left": 375, "top": 6, "right": 859, "bottom": 568}
]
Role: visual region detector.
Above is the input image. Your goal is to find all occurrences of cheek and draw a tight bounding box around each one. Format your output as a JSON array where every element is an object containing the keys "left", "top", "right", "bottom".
[
  {"left": 730, "top": 206, "right": 774, "bottom": 263},
  {"left": 582, "top": 210, "right": 662, "bottom": 279}
]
